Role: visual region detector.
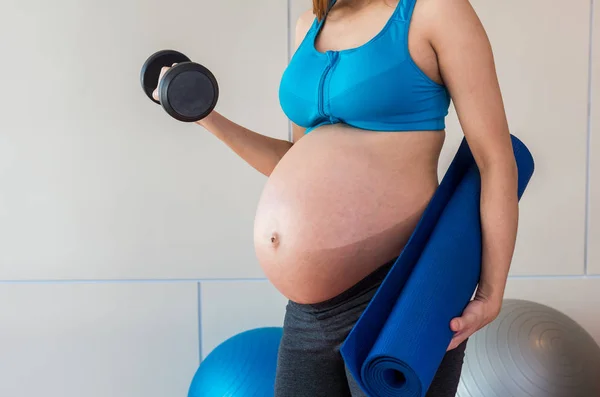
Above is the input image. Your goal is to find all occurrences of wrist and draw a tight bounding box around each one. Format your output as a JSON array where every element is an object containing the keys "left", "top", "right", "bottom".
[
  {"left": 474, "top": 289, "right": 504, "bottom": 322},
  {"left": 196, "top": 110, "right": 218, "bottom": 129},
  {"left": 475, "top": 284, "right": 505, "bottom": 306}
]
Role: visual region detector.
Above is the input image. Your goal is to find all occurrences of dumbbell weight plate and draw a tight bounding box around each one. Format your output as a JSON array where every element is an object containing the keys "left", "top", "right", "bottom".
[
  {"left": 158, "top": 62, "right": 219, "bottom": 122},
  {"left": 140, "top": 49, "right": 191, "bottom": 104}
]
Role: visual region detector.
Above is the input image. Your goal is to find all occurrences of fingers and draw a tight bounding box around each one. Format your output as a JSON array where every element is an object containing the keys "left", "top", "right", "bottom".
[
  {"left": 152, "top": 64, "right": 178, "bottom": 101},
  {"left": 448, "top": 314, "right": 479, "bottom": 351},
  {"left": 454, "top": 310, "right": 480, "bottom": 331},
  {"left": 447, "top": 333, "right": 468, "bottom": 351},
  {"left": 448, "top": 318, "right": 483, "bottom": 350},
  {"left": 448, "top": 323, "right": 472, "bottom": 351},
  {"left": 450, "top": 315, "right": 469, "bottom": 333}
]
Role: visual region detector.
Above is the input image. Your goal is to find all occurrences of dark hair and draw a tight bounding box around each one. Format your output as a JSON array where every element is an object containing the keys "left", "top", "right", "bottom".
[{"left": 313, "top": 0, "right": 330, "bottom": 21}]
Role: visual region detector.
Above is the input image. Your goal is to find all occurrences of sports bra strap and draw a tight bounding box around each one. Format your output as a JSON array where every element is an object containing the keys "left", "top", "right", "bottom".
[
  {"left": 320, "top": 0, "right": 338, "bottom": 24},
  {"left": 398, "top": 0, "right": 418, "bottom": 22},
  {"left": 314, "top": 0, "right": 335, "bottom": 30}
]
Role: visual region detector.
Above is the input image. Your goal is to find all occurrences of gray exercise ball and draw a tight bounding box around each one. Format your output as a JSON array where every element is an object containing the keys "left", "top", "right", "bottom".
[{"left": 456, "top": 299, "right": 600, "bottom": 397}]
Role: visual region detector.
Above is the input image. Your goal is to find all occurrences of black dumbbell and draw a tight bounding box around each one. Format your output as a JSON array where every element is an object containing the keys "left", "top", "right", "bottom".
[{"left": 140, "top": 50, "right": 219, "bottom": 122}]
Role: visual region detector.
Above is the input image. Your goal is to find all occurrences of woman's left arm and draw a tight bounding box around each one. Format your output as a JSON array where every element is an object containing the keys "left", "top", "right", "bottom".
[{"left": 426, "top": 0, "right": 519, "bottom": 350}]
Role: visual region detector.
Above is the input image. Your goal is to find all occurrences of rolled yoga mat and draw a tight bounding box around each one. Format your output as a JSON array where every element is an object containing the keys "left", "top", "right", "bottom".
[{"left": 340, "top": 135, "right": 535, "bottom": 397}]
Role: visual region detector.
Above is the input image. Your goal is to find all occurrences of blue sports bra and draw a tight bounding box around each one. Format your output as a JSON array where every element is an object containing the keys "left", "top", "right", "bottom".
[{"left": 279, "top": 0, "right": 451, "bottom": 134}]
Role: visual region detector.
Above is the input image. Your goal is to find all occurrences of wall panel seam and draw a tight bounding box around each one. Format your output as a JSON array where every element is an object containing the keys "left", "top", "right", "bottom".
[
  {"left": 0, "top": 278, "right": 268, "bottom": 284},
  {"left": 585, "top": 0, "right": 595, "bottom": 275},
  {"left": 2, "top": 276, "right": 600, "bottom": 284},
  {"left": 197, "top": 282, "right": 203, "bottom": 362}
]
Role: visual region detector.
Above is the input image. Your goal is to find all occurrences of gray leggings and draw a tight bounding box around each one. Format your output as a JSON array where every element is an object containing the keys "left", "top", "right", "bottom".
[{"left": 274, "top": 259, "right": 468, "bottom": 397}]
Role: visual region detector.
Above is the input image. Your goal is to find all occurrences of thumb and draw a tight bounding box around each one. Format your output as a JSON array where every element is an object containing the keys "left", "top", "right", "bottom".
[{"left": 450, "top": 318, "right": 462, "bottom": 332}]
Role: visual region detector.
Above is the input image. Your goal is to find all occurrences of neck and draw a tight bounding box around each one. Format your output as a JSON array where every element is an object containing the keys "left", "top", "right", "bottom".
[{"left": 339, "top": 0, "right": 389, "bottom": 12}]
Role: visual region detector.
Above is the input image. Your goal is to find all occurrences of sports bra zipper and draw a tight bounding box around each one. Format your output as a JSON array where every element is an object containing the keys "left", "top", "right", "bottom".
[{"left": 318, "top": 51, "right": 338, "bottom": 118}]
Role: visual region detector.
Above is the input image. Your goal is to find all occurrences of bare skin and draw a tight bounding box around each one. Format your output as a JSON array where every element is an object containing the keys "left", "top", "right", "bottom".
[
  {"left": 156, "top": 0, "right": 518, "bottom": 350},
  {"left": 253, "top": 125, "right": 443, "bottom": 303}
]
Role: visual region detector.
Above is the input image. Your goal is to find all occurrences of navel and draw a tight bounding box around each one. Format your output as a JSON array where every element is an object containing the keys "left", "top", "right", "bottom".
[{"left": 270, "top": 232, "right": 281, "bottom": 248}]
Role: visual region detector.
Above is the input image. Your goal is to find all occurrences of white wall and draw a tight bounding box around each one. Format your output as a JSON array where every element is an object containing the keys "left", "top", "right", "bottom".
[
  {"left": 0, "top": 0, "right": 288, "bottom": 395},
  {"left": 0, "top": 0, "right": 287, "bottom": 281},
  {"left": 0, "top": 0, "right": 598, "bottom": 395}
]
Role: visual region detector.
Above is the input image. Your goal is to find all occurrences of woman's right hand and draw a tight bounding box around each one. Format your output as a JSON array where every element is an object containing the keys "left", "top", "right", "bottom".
[{"left": 152, "top": 63, "right": 177, "bottom": 102}]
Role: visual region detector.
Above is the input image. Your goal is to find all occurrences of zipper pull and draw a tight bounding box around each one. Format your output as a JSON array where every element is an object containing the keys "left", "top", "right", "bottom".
[{"left": 326, "top": 50, "right": 338, "bottom": 64}]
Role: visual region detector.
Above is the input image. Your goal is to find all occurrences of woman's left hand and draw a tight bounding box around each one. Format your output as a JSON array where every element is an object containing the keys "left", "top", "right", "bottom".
[{"left": 447, "top": 296, "right": 502, "bottom": 351}]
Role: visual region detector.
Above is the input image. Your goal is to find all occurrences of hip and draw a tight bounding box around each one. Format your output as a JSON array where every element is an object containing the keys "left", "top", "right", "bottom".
[{"left": 275, "top": 259, "right": 469, "bottom": 397}]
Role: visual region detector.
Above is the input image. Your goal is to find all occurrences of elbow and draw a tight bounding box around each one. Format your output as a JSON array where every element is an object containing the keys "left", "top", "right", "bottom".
[
  {"left": 476, "top": 138, "right": 518, "bottom": 176},
  {"left": 478, "top": 153, "right": 519, "bottom": 192}
]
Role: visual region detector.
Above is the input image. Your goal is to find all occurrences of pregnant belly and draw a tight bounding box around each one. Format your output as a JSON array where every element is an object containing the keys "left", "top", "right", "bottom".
[{"left": 254, "top": 126, "right": 443, "bottom": 304}]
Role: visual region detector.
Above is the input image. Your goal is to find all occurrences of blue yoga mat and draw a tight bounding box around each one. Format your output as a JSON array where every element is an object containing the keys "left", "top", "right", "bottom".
[{"left": 340, "top": 135, "right": 535, "bottom": 397}]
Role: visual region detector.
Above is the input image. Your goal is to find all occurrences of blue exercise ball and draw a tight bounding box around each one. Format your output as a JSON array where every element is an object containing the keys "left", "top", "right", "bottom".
[{"left": 188, "top": 327, "right": 283, "bottom": 397}]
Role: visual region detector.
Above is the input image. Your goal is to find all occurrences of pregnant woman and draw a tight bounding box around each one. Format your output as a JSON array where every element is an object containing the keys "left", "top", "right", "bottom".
[{"left": 157, "top": 0, "right": 518, "bottom": 395}]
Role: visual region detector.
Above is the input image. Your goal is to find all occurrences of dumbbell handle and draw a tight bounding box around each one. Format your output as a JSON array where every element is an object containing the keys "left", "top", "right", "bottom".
[{"left": 140, "top": 50, "right": 192, "bottom": 105}]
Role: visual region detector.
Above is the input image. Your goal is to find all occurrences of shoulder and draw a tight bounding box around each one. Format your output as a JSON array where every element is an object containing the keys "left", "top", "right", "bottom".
[
  {"left": 414, "top": 0, "right": 487, "bottom": 48},
  {"left": 294, "top": 9, "right": 316, "bottom": 49},
  {"left": 415, "top": 0, "right": 475, "bottom": 15},
  {"left": 416, "top": 0, "right": 482, "bottom": 33}
]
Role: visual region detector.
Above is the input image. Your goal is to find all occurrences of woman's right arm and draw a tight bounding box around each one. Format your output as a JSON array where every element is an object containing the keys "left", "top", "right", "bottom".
[
  {"left": 192, "top": 9, "right": 314, "bottom": 177},
  {"left": 196, "top": 112, "right": 293, "bottom": 177}
]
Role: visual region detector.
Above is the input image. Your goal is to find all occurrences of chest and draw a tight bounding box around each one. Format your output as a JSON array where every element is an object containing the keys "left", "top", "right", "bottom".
[
  {"left": 314, "top": 2, "right": 402, "bottom": 53},
  {"left": 278, "top": 1, "right": 449, "bottom": 132},
  {"left": 314, "top": 1, "right": 440, "bottom": 86},
  {"left": 280, "top": 21, "right": 435, "bottom": 126}
]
